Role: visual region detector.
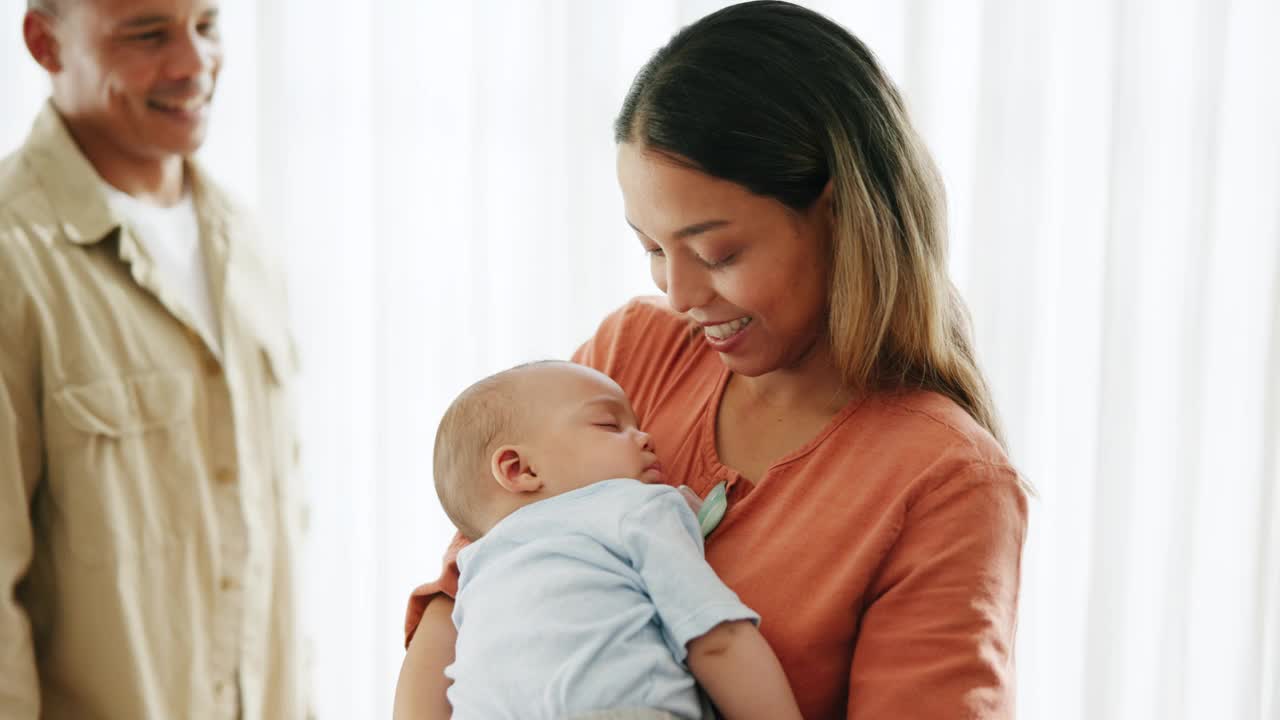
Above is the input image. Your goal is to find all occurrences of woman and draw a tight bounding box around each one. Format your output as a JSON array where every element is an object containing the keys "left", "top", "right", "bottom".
[{"left": 396, "top": 2, "right": 1028, "bottom": 717}]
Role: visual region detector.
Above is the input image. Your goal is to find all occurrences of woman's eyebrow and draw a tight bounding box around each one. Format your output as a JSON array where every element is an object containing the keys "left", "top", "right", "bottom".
[{"left": 625, "top": 218, "right": 731, "bottom": 240}]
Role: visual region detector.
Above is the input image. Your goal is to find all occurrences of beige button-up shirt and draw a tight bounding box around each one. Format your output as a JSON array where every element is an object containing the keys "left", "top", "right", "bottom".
[{"left": 0, "top": 103, "right": 308, "bottom": 719}]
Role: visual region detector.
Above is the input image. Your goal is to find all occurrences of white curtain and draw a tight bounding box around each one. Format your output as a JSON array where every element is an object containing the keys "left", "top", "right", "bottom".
[{"left": 2, "top": 1, "right": 1276, "bottom": 718}]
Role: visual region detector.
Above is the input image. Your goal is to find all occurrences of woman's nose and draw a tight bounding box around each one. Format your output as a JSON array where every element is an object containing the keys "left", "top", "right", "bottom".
[{"left": 663, "top": 258, "right": 712, "bottom": 315}]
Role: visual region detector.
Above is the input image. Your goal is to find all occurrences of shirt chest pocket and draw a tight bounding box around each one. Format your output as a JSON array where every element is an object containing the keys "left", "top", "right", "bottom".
[{"left": 45, "top": 371, "right": 200, "bottom": 567}]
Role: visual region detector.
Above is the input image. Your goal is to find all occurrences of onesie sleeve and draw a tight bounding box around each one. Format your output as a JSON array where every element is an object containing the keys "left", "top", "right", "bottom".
[{"left": 619, "top": 489, "right": 759, "bottom": 664}]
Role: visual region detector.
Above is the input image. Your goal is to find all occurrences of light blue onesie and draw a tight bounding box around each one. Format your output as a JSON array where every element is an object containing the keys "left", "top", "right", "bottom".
[{"left": 446, "top": 479, "right": 758, "bottom": 720}]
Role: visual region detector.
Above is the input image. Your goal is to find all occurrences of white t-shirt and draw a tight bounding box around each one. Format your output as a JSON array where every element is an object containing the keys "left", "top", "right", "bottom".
[
  {"left": 102, "top": 183, "right": 222, "bottom": 357},
  {"left": 448, "top": 479, "right": 759, "bottom": 720}
]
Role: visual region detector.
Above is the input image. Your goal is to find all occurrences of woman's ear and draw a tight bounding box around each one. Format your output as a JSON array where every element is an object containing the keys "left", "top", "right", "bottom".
[
  {"left": 819, "top": 178, "right": 835, "bottom": 218},
  {"left": 490, "top": 446, "right": 542, "bottom": 494},
  {"left": 807, "top": 178, "right": 837, "bottom": 251}
]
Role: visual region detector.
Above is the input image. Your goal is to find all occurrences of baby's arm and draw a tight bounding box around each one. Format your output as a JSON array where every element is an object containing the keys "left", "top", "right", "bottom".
[
  {"left": 619, "top": 488, "right": 803, "bottom": 719},
  {"left": 393, "top": 595, "right": 455, "bottom": 720},
  {"left": 687, "top": 619, "right": 802, "bottom": 720}
]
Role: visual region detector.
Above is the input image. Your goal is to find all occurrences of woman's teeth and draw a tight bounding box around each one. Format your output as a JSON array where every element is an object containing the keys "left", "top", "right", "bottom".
[{"left": 704, "top": 316, "right": 751, "bottom": 340}]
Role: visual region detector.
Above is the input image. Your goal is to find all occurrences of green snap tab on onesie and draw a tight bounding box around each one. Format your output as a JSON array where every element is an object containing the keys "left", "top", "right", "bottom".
[{"left": 697, "top": 482, "right": 728, "bottom": 538}]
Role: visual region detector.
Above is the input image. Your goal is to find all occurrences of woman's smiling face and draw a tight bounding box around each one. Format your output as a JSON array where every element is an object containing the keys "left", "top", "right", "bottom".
[{"left": 616, "top": 142, "right": 833, "bottom": 378}]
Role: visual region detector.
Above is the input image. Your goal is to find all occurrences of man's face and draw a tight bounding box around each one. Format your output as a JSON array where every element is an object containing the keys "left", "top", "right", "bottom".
[{"left": 50, "top": 0, "right": 222, "bottom": 159}]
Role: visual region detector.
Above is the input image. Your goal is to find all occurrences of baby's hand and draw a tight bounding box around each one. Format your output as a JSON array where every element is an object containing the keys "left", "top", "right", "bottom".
[
  {"left": 677, "top": 485, "right": 704, "bottom": 515},
  {"left": 677, "top": 484, "right": 728, "bottom": 537}
]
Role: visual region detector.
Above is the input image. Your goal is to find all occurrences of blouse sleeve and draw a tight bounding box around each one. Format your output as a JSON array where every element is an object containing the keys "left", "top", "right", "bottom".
[
  {"left": 847, "top": 463, "right": 1028, "bottom": 719},
  {"left": 570, "top": 300, "right": 640, "bottom": 375}
]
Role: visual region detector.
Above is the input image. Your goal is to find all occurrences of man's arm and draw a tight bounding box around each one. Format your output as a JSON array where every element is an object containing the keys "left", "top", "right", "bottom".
[
  {"left": 687, "top": 619, "right": 802, "bottom": 720},
  {"left": 0, "top": 279, "right": 43, "bottom": 718},
  {"left": 392, "top": 595, "right": 456, "bottom": 720}
]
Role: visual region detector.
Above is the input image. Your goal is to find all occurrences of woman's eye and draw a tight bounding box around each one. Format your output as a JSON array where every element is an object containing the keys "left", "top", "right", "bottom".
[
  {"left": 644, "top": 247, "right": 665, "bottom": 259},
  {"left": 704, "top": 251, "right": 738, "bottom": 269}
]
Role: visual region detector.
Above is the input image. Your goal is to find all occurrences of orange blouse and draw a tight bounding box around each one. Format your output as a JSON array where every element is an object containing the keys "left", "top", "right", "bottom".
[{"left": 405, "top": 297, "right": 1028, "bottom": 719}]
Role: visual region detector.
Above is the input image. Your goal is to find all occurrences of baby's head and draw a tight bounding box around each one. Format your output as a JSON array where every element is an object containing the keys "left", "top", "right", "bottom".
[{"left": 433, "top": 361, "right": 663, "bottom": 539}]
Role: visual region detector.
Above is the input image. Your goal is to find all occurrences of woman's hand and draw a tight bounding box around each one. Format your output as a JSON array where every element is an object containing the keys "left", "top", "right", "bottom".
[{"left": 392, "top": 595, "right": 457, "bottom": 720}]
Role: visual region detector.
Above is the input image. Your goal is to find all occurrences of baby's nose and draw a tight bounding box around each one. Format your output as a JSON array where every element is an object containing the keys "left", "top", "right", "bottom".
[{"left": 636, "top": 430, "right": 654, "bottom": 452}]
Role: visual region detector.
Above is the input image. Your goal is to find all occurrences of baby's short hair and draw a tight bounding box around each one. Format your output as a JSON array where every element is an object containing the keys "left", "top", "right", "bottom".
[{"left": 433, "top": 361, "right": 563, "bottom": 539}]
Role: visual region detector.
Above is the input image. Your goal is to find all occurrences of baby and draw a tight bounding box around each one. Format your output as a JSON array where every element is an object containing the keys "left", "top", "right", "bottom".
[{"left": 432, "top": 360, "right": 802, "bottom": 720}]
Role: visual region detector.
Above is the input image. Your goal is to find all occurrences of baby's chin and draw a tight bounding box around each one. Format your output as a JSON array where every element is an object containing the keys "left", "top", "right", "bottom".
[{"left": 637, "top": 465, "right": 665, "bottom": 484}]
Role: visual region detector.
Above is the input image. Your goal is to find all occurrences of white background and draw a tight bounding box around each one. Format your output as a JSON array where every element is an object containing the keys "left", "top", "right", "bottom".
[{"left": 2, "top": 1, "right": 1278, "bottom": 718}]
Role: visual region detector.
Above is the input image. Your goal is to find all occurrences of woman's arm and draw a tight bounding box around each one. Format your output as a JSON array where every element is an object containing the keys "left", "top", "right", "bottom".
[
  {"left": 687, "top": 620, "right": 803, "bottom": 720},
  {"left": 392, "top": 596, "right": 456, "bottom": 720},
  {"left": 847, "top": 466, "right": 1027, "bottom": 718}
]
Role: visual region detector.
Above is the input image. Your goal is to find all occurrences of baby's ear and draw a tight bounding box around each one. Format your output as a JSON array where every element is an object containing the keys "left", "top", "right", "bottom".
[{"left": 490, "top": 446, "right": 542, "bottom": 493}]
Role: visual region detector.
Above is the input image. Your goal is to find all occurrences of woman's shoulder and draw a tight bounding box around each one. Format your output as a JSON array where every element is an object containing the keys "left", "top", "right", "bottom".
[
  {"left": 573, "top": 296, "right": 702, "bottom": 376},
  {"left": 874, "top": 390, "right": 1008, "bottom": 463},
  {"left": 573, "top": 296, "right": 717, "bottom": 423},
  {"left": 831, "top": 389, "right": 1020, "bottom": 494},
  {"left": 574, "top": 296, "right": 691, "bottom": 358}
]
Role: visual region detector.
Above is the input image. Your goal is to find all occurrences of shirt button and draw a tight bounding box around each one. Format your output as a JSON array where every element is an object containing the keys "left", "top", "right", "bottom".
[
  {"left": 220, "top": 576, "right": 236, "bottom": 591},
  {"left": 215, "top": 467, "right": 237, "bottom": 485}
]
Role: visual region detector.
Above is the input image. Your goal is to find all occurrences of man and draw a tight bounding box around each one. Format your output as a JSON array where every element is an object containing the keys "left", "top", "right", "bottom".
[{"left": 0, "top": 1, "right": 308, "bottom": 717}]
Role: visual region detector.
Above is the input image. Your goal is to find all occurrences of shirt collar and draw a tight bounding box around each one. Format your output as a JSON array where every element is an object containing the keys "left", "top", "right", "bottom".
[
  {"left": 22, "top": 99, "right": 231, "bottom": 247},
  {"left": 22, "top": 101, "right": 118, "bottom": 245}
]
